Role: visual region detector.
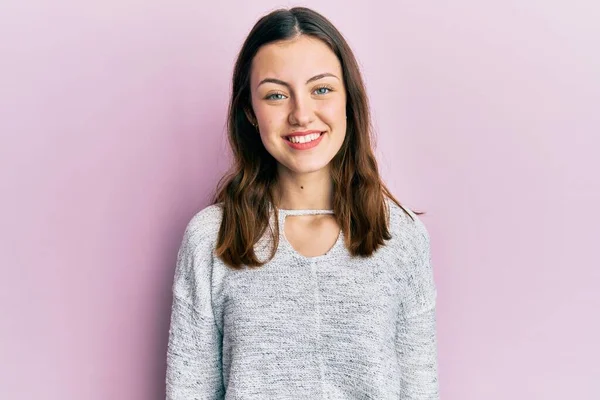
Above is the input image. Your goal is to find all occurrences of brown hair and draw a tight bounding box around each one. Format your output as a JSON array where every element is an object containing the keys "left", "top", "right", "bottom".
[{"left": 211, "top": 7, "right": 424, "bottom": 269}]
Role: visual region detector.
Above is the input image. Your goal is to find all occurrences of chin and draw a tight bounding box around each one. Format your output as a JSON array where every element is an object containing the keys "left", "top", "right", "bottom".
[{"left": 284, "top": 160, "right": 332, "bottom": 175}]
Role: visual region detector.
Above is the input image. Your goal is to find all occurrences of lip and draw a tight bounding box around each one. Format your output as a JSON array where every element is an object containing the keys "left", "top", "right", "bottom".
[
  {"left": 283, "top": 130, "right": 323, "bottom": 138},
  {"left": 284, "top": 131, "right": 325, "bottom": 150}
]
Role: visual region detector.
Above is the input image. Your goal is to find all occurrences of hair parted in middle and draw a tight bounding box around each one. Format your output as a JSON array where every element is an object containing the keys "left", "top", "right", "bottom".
[{"left": 212, "top": 7, "right": 421, "bottom": 269}]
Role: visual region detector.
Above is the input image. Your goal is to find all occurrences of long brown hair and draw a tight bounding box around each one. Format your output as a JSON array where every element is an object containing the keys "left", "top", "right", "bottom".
[{"left": 212, "top": 7, "right": 424, "bottom": 269}]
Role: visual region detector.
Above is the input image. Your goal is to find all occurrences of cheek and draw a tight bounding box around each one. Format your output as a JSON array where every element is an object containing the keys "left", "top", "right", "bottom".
[
  {"left": 320, "top": 94, "right": 345, "bottom": 115},
  {"left": 319, "top": 101, "right": 346, "bottom": 126},
  {"left": 254, "top": 106, "right": 286, "bottom": 129}
]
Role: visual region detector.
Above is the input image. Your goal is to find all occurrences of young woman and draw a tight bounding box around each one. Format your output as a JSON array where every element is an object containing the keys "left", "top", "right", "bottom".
[{"left": 166, "top": 6, "right": 439, "bottom": 399}]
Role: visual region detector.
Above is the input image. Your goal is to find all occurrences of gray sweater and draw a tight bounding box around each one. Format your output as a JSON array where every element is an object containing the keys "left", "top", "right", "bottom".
[{"left": 166, "top": 197, "right": 439, "bottom": 399}]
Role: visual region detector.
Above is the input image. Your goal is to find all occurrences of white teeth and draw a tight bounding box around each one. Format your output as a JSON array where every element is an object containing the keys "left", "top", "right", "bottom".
[{"left": 288, "top": 133, "right": 321, "bottom": 143}]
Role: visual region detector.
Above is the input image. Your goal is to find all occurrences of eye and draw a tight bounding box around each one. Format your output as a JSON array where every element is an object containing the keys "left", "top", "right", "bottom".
[
  {"left": 265, "top": 92, "right": 287, "bottom": 100},
  {"left": 314, "top": 85, "right": 333, "bottom": 95}
]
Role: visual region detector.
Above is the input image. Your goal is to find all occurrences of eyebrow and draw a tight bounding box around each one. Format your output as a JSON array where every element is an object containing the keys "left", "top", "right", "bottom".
[{"left": 257, "top": 73, "right": 340, "bottom": 89}]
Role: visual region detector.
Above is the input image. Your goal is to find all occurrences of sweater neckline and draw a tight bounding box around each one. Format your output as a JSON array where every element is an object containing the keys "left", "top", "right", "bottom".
[
  {"left": 272, "top": 207, "right": 344, "bottom": 262},
  {"left": 278, "top": 208, "right": 334, "bottom": 216}
]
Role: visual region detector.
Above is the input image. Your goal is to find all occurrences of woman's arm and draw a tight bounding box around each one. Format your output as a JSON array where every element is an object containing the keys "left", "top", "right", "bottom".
[
  {"left": 166, "top": 217, "right": 224, "bottom": 399},
  {"left": 395, "top": 217, "right": 440, "bottom": 399},
  {"left": 396, "top": 302, "right": 439, "bottom": 399}
]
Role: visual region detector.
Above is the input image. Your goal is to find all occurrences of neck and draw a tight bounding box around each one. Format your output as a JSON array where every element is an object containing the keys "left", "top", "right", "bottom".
[{"left": 273, "top": 164, "right": 333, "bottom": 210}]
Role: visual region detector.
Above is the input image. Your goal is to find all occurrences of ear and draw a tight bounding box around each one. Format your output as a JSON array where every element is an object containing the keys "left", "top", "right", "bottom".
[{"left": 244, "top": 107, "right": 256, "bottom": 126}]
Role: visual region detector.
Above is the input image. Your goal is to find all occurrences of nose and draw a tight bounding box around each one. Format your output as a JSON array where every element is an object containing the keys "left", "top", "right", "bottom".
[{"left": 288, "top": 93, "right": 314, "bottom": 127}]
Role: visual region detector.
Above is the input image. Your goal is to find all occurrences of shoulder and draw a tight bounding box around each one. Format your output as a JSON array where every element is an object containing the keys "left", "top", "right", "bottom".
[
  {"left": 383, "top": 196, "right": 432, "bottom": 280},
  {"left": 179, "top": 202, "right": 224, "bottom": 255},
  {"left": 384, "top": 197, "right": 436, "bottom": 313},
  {"left": 384, "top": 196, "right": 430, "bottom": 250},
  {"left": 184, "top": 202, "right": 224, "bottom": 234},
  {"left": 172, "top": 203, "right": 224, "bottom": 305}
]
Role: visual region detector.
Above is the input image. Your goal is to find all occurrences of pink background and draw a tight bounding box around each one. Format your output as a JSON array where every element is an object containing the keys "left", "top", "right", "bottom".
[{"left": 1, "top": 0, "right": 598, "bottom": 399}]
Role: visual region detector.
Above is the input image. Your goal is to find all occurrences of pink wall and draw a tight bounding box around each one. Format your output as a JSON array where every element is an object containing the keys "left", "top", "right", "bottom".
[{"left": 1, "top": 1, "right": 598, "bottom": 399}]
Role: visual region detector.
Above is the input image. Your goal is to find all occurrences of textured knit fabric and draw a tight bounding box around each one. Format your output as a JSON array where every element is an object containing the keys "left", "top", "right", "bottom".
[{"left": 165, "top": 196, "right": 439, "bottom": 399}]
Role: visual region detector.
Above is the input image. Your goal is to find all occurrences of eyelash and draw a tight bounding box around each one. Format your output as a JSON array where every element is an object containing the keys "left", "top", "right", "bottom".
[
  {"left": 265, "top": 85, "right": 334, "bottom": 100},
  {"left": 314, "top": 85, "right": 333, "bottom": 95}
]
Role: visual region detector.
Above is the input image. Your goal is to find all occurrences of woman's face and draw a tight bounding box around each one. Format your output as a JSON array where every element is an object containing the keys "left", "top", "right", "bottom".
[{"left": 248, "top": 35, "right": 347, "bottom": 175}]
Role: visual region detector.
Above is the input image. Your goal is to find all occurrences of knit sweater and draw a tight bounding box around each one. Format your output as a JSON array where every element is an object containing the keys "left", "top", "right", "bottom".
[{"left": 165, "top": 197, "right": 439, "bottom": 399}]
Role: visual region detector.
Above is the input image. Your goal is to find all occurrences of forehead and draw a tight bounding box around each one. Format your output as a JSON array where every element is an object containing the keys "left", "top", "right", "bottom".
[{"left": 251, "top": 35, "right": 342, "bottom": 83}]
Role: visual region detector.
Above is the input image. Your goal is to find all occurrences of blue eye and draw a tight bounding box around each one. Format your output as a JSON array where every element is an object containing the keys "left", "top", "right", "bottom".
[
  {"left": 314, "top": 86, "right": 332, "bottom": 95},
  {"left": 266, "top": 93, "right": 286, "bottom": 100}
]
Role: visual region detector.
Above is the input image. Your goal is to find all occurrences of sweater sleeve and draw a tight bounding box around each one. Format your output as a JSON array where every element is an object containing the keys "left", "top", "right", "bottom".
[
  {"left": 395, "top": 217, "right": 440, "bottom": 399},
  {"left": 165, "top": 216, "right": 225, "bottom": 400}
]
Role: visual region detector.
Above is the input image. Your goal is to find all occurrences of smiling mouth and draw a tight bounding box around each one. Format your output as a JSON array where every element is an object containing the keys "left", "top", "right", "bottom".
[{"left": 284, "top": 132, "right": 325, "bottom": 143}]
